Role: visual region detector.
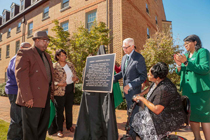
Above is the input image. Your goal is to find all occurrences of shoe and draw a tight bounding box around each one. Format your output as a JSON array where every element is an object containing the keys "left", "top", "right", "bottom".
[
  {"left": 57, "top": 131, "right": 64, "bottom": 138},
  {"left": 69, "top": 127, "right": 75, "bottom": 132}
]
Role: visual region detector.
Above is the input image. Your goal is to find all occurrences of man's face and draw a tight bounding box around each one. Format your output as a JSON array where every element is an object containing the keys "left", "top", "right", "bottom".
[
  {"left": 35, "top": 38, "right": 50, "bottom": 51},
  {"left": 122, "top": 42, "right": 134, "bottom": 54}
]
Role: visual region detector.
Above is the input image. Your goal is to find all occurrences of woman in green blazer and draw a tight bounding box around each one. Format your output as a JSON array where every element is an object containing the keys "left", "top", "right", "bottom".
[{"left": 174, "top": 35, "right": 210, "bottom": 140}]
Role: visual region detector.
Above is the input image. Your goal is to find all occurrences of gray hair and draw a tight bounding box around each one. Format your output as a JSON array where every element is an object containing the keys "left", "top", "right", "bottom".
[
  {"left": 20, "top": 42, "right": 31, "bottom": 48},
  {"left": 123, "top": 38, "right": 135, "bottom": 46}
]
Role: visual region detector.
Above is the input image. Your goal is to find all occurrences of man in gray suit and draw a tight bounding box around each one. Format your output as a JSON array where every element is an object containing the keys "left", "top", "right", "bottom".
[{"left": 114, "top": 38, "right": 147, "bottom": 139}]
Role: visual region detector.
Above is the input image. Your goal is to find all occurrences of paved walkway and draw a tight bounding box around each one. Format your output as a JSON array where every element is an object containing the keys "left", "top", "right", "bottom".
[{"left": 0, "top": 96, "right": 205, "bottom": 140}]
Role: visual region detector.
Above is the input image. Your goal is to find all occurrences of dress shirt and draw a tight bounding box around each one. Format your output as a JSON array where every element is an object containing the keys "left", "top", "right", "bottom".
[{"left": 126, "top": 49, "right": 135, "bottom": 89}]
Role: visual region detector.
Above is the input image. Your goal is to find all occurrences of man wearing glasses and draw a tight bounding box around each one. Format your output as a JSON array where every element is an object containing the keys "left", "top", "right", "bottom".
[
  {"left": 114, "top": 38, "right": 147, "bottom": 140},
  {"left": 15, "top": 31, "right": 54, "bottom": 140}
]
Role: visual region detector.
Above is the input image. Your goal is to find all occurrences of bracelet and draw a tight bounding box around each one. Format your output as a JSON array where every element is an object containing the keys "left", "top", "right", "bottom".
[{"left": 176, "top": 64, "right": 181, "bottom": 68}]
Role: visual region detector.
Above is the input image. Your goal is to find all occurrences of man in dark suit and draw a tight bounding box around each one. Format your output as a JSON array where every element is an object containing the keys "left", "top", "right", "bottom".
[
  {"left": 114, "top": 38, "right": 147, "bottom": 139},
  {"left": 15, "top": 31, "right": 54, "bottom": 140}
]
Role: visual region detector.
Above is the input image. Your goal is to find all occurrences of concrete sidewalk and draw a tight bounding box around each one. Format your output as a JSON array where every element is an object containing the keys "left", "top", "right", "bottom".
[{"left": 0, "top": 96, "right": 205, "bottom": 140}]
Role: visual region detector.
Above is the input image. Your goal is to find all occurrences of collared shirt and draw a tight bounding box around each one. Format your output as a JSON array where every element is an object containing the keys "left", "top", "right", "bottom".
[
  {"left": 126, "top": 49, "right": 134, "bottom": 61},
  {"left": 35, "top": 46, "right": 44, "bottom": 61},
  {"left": 5, "top": 55, "right": 18, "bottom": 94}
]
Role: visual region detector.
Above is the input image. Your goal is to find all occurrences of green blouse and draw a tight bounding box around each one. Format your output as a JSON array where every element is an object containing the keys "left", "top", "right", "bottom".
[{"left": 176, "top": 48, "right": 210, "bottom": 94}]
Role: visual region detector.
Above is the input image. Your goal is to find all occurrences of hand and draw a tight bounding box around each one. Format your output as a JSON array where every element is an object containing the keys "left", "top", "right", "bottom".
[
  {"left": 175, "top": 53, "right": 187, "bottom": 63},
  {"left": 123, "top": 85, "right": 130, "bottom": 94},
  {"left": 25, "top": 99, "right": 34, "bottom": 108},
  {"left": 133, "top": 95, "right": 143, "bottom": 102},
  {"left": 50, "top": 94, "right": 54, "bottom": 103},
  {"left": 72, "top": 76, "right": 79, "bottom": 83},
  {"left": 58, "top": 81, "right": 67, "bottom": 87},
  {"left": 174, "top": 54, "right": 182, "bottom": 66}
]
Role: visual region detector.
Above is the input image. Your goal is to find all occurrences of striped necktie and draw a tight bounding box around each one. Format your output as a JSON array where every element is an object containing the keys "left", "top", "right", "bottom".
[{"left": 124, "top": 55, "right": 129, "bottom": 70}]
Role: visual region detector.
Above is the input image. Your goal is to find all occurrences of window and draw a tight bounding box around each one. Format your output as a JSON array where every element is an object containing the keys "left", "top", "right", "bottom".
[
  {"left": 61, "top": 21, "right": 69, "bottom": 31},
  {"left": 146, "top": 3, "right": 149, "bottom": 14},
  {"left": 155, "top": 16, "right": 158, "bottom": 24},
  {"left": 7, "top": 28, "right": 11, "bottom": 37},
  {"left": 3, "top": 14, "right": 6, "bottom": 24},
  {"left": 43, "top": 6, "right": 49, "bottom": 19},
  {"left": 28, "top": 22, "right": 33, "bottom": 36},
  {"left": 0, "top": 33, "right": 2, "bottom": 41},
  {"left": 86, "top": 10, "right": 97, "bottom": 31},
  {"left": 147, "top": 27, "right": 150, "bottom": 39},
  {"left": 31, "top": 0, "right": 37, "bottom": 4},
  {"left": 5, "top": 71, "right": 8, "bottom": 82},
  {"left": 6, "top": 45, "right": 10, "bottom": 58},
  {"left": 20, "top": 0, "right": 24, "bottom": 11},
  {"left": 62, "top": 0, "right": 69, "bottom": 9},
  {"left": 16, "top": 40, "right": 20, "bottom": 53},
  {"left": 17, "top": 22, "right": 21, "bottom": 32},
  {"left": 0, "top": 48, "right": 1, "bottom": 60},
  {"left": 11, "top": 7, "right": 14, "bottom": 18}
]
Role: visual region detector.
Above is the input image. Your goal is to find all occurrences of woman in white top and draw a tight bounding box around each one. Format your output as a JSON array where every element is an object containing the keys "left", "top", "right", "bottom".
[{"left": 53, "top": 49, "right": 78, "bottom": 138}]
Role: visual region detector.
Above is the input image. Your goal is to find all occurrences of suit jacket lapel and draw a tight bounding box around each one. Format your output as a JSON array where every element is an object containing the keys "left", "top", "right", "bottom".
[
  {"left": 124, "top": 51, "right": 135, "bottom": 76},
  {"left": 31, "top": 46, "right": 48, "bottom": 82}
]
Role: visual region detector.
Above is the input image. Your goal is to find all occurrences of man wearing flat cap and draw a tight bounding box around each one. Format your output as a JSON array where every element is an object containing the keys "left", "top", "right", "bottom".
[{"left": 15, "top": 31, "right": 54, "bottom": 140}]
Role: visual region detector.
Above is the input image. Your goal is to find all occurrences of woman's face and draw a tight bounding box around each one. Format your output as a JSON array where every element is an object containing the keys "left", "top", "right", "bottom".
[
  {"left": 184, "top": 41, "right": 196, "bottom": 52},
  {"left": 57, "top": 52, "right": 66, "bottom": 62},
  {"left": 148, "top": 68, "right": 157, "bottom": 82}
]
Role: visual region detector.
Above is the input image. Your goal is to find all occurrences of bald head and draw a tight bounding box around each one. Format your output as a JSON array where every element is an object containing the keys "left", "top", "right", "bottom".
[{"left": 20, "top": 42, "right": 31, "bottom": 49}]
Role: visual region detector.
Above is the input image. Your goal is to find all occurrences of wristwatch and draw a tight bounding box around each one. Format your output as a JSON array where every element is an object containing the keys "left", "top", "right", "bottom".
[{"left": 184, "top": 60, "right": 188, "bottom": 65}]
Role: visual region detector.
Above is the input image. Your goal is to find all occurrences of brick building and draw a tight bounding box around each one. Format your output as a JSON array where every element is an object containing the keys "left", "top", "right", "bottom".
[{"left": 0, "top": 0, "right": 171, "bottom": 83}]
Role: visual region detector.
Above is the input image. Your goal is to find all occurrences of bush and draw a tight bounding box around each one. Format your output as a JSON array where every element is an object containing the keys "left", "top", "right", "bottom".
[
  {"left": 74, "top": 83, "right": 83, "bottom": 105},
  {"left": 0, "top": 83, "right": 7, "bottom": 97}
]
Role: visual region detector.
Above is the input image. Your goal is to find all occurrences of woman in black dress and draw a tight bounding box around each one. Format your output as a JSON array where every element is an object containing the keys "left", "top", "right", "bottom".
[{"left": 132, "top": 62, "right": 186, "bottom": 140}]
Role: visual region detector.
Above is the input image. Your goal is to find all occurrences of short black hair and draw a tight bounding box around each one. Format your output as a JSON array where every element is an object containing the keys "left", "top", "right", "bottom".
[
  {"left": 183, "top": 34, "right": 202, "bottom": 51},
  {"left": 55, "top": 49, "right": 67, "bottom": 61},
  {"left": 151, "top": 62, "right": 168, "bottom": 79}
]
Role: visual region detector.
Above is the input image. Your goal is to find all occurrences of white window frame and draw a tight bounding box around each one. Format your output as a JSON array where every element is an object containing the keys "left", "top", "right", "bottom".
[
  {"left": 28, "top": 22, "right": 33, "bottom": 36},
  {"left": 147, "top": 27, "right": 150, "bottom": 39},
  {"left": 10, "top": 6, "right": 14, "bottom": 18},
  {"left": 7, "top": 28, "right": 11, "bottom": 37},
  {"left": 61, "top": 21, "right": 69, "bottom": 31},
  {"left": 61, "top": 0, "right": 69, "bottom": 9},
  {"left": 17, "top": 22, "right": 21, "bottom": 32},
  {"left": 20, "top": 0, "right": 25, "bottom": 11},
  {"left": 6, "top": 45, "right": 10, "bottom": 58},
  {"left": 16, "top": 40, "right": 20, "bottom": 53},
  {"left": 43, "top": 6, "right": 49, "bottom": 19},
  {"left": 86, "top": 10, "right": 97, "bottom": 31},
  {"left": 3, "top": 13, "right": 6, "bottom": 24}
]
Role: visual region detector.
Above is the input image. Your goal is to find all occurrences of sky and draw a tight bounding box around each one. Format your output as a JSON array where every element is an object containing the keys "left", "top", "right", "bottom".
[
  {"left": 1, "top": 0, "right": 210, "bottom": 51},
  {"left": 162, "top": 0, "right": 210, "bottom": 51}
]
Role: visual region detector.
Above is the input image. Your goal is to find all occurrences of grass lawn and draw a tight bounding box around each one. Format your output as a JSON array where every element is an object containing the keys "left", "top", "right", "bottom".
[{"left": 0, "top": 119, "right": 53, "bottom": 140}]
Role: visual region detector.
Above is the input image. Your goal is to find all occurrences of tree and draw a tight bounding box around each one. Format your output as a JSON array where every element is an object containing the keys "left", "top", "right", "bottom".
[
  {"left": 141, "top": 29, "right": 183, "bottom": 85},
  {"left": 48, "top": 20, "right": 111, "bottom": 82}
]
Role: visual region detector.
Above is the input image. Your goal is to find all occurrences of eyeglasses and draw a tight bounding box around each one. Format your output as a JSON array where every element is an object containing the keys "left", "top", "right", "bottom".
[
  {"left": 122, "top": 45, "right": 131, "bottom": 49},
  {"left": 39, "top": 39, "right": 50, "bottom": 43}
]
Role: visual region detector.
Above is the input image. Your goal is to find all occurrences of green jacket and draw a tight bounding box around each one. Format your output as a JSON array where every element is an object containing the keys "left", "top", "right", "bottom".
[{"left": 176, "top": 48, "right": 210, "bottom": 93}]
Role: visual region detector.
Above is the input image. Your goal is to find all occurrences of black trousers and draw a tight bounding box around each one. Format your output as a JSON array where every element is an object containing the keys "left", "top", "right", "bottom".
[
  {"left": 21, "top": 89, "right": 50, "bottom": 140},
  {"left": 54, "top": 83, "right": 74, "bottom": 131},
  {"left": 7, "top": 94, "right": 23, "bottom": 140}
]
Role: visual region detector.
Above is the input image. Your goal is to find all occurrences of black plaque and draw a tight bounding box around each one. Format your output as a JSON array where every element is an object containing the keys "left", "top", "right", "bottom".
[{"left": 82, "top": 54, "right": 116, "bottom": 93}]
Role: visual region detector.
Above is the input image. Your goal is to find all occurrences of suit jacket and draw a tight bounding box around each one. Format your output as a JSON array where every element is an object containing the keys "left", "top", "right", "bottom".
[
  {"left": 15, "top": 45, "right": 54, "bottom": 108},
  {"left": 114, "top": 50, "right": 147, "bottom": 102},
  {"left": 176, "top": 48, "right": 210, "bottom": 94}
]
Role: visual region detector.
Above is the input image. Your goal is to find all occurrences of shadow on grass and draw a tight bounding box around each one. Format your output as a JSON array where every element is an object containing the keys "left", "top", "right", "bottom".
[{"left": 0, "top": 119, "right": 54, "bottom": 140}]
